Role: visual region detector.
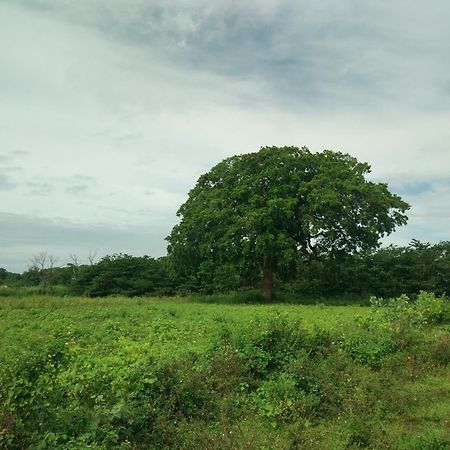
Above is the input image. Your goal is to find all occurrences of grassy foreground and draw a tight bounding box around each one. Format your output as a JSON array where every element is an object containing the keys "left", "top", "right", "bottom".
[{"left": 0, "top": 295, "right": 449, "bottom": 449}]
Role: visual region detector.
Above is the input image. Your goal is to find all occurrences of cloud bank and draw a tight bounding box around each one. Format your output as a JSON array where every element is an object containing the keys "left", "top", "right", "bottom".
[{"left": 1, "top": 1, "right": 449, "bottom": 272}]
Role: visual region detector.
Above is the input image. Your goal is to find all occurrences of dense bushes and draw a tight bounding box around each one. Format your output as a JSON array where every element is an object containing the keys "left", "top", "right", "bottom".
[
  {"left": 369, "top": 291, "right": 450, "bottom": 326},
  {"left": 287, "top": 240, "right": 450, "bottom": 298},
  {"left": 70, "top": 255, "right": 175, "bottom": 297},
  {"left": 1, "top": 295, "right": 449, "bottom": 448},
  {"left": 2, "top": 240, "right": 450, "bottom": 299}
]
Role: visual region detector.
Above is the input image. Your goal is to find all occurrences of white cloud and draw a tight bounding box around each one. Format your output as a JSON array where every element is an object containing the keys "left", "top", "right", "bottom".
[{"left": 1, "top": 1, "right": 449, "bottom": 271}]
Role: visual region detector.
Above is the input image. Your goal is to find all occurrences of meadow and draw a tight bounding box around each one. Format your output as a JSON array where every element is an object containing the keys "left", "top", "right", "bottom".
[{"left": 1, "top": 294, "right": 449, "bottom": 449}]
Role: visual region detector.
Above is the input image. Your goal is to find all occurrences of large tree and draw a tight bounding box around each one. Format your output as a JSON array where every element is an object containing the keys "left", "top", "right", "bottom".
[{"left": 167, "top": 146, "right": 410, "bottom": 300}]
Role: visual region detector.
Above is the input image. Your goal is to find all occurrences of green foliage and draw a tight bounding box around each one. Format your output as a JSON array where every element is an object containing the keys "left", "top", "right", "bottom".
[
  {"left": 251, "top": 374, "right": 301, "bottom": 422},
  {"left": 282, "top": 240, "right": 450, "bottom": 299},
  {"left": 397, "top": 429, "right": 450, "bottom": 450},
  {"left": 342, "top": 327, "right": 396, "bottom": 369},
  {"left": 0, "top": 268, "right": 21, "bottom": 286},
  {"left": 370, "top": 291, "right": 450, "bottom": 326},
  {"left": 167, "top": 146, "right": 409, "bottom": 299},
  {"left": 71, "top": 254, "right": 175, "bottom": 297},
  {"left": 10, "top": 239, "right": 450, "bottom": 301},
  {"left": 1, "top": 296, "right": 450, "bottom": 449},
  {"left": 429, "top": 332, "right": 450, "bottom": 366},
  {"left": 225, "top": 314, "right": 308, "bottom": 377}
]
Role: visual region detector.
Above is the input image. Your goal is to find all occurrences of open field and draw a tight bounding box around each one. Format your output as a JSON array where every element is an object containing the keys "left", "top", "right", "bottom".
[{"left": 1, "top": 296, "right": 449, "bottom": 449}]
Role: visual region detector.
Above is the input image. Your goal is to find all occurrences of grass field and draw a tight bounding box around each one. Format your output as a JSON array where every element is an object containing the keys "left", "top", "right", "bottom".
[
  {"left": 0, "top": 296, "right": 368, "bottom": 356},
  {"left": 1, "top": 295, "right": 449, "bottom": 449}
]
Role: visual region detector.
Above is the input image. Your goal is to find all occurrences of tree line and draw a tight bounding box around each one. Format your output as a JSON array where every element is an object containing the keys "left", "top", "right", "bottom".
[
  {"left": 2, "top": 146, "right": 447, "bottom": 300},
  {"left": 1, "top": 240, "right": 449, "bottom": 299}
]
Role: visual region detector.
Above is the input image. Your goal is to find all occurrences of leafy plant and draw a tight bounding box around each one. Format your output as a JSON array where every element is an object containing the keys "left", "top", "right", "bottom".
[{"left": 370, "top": 291, "right": 450, "bottom": 326}]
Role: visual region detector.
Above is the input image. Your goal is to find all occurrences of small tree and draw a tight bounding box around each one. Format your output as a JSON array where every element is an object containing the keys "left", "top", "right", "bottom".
[
  {"left": 68, "top": 253, "right": 80, "bottom": 280},
  {"left": 29, "top": 252, "right": 58, "bottom": 294},
  {"left": 167, "top": 146, "right": 410, "bottom": 301},
  {"left": 88, "top": 250, "right": 98, "bottom": 266}
]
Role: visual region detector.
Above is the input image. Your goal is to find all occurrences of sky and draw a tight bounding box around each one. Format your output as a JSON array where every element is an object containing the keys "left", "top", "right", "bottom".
[{"left": 1, "top": 0, "right": 450, "bottom": 273}]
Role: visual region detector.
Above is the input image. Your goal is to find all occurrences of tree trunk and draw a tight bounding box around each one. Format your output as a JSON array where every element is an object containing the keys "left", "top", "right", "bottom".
[{"left": 262, "top": 256, "right": 273, "bottom": 302}]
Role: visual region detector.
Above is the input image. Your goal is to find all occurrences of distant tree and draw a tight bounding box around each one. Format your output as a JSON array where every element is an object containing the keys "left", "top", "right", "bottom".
[
  {"left": 0, "top": 267, "right": 21, "bottom": 286},
  {"left": 0, "top": 268, "right": 8, "bottom": 282},
  {"left": 29, "top": 252, "right": 49, "bottom": 291},
  {"left": 167, "top": 146, "right": 410, "bottom": 300},
  {"left": 29, "top": 252, "right": 58, "bottom": 294},
  {"left": 68, "top": 253, "right": 80, "bottom": 280},
  {"left": 70, "top": 254, "right": 174, "bottom": 297},
  {"left": 368, "top": 240, "right": 450, "bottom": 296},
  {"left": 88, "top": 250, "right": 97, "bottom": 266}
]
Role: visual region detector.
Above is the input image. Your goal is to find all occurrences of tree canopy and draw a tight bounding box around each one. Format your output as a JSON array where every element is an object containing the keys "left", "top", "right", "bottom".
[
  {"left": 167, "top": 146, "right": 410, "bottom": 300},
  {"left": 70, "top": 254, "right": 172, "bottom": 297}
]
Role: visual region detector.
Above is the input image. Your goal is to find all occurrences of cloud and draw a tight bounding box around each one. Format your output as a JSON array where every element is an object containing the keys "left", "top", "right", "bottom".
[
  {"left": 12, "top": 0, "right": 450, "bottom": 111},
  {"left": 0, "top": 212, "right": 169, "bottom": 273},
  {"left": 0, "top": 1, "right": 449, "bottom": 271},
  {"left": 0, "top": 150, "right": 28, "bottom": 164},
  {"left": 26, "top": 182, "right": 54, "bottom": 196},
  {"left": 65, "top": 185, "right": 89, "bottom": 195},
  {"left": 65, "top": 175, "right": 97, "bottom": 195},
  {"left": 0, "top": 175, "right": 16, "bottom": 191}
]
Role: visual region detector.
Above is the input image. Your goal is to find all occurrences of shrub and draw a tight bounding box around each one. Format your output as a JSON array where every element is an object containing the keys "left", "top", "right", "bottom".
[
  {"left": 370, "top": 291, "right": 450, "bottom": 326},
  {"left": 251, "top": 374, "right": 302, "bottom": 422},
  {"left": 287, "top": 349, "right": 357, "bottom": 420},
  {"left": 227, "top": 314, "right": 308, "bottom": 378},
  {"left": 342, "top": 327, "right": 396, "bottom": 369}
]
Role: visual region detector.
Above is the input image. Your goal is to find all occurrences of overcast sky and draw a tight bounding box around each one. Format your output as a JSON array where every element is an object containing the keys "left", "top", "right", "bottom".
[{"left": 1, "top": 0, "right": 450, "bottom": 272}]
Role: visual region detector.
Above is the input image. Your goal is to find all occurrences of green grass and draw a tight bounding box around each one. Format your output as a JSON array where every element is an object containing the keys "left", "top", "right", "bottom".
[
  {"left": 0, "top": 295, "right": 449, "bottom": 449},
  {"left": 0, "top": 295, "right": 368, "bottom": 357}
]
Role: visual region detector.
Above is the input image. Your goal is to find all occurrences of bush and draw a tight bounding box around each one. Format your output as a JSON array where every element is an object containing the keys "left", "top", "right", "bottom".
[
  {"left": 287, "top": 350, "right": 355, "bottom": 420},
  {"left": 370, "top": 291, "right": 450, "bottom": 326},
  {"left": 251, "top": 374, "right": 302, "bottom": 422},
  {"left": 226, "top": 314, "right": 308, "bottom": 378},
  {"left": 342, "top": 328, "right": 396, "bottom": 369}
]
